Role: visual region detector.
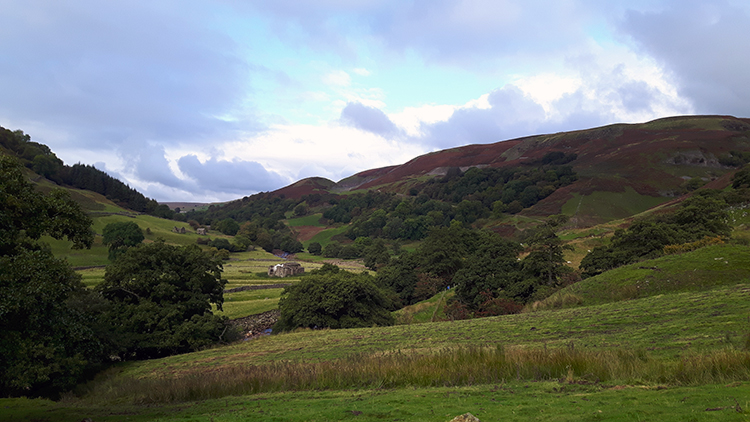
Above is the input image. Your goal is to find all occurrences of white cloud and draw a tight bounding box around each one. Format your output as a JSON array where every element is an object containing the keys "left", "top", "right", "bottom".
[
  {"left": 352, "top": 67, "right": 371, "bottom": 76},
  {"left": 224, "top": 123, "right": 427, "bottom": 182},
  {"left": 322, "top": 70, "right": 351, "bottom": 87}
]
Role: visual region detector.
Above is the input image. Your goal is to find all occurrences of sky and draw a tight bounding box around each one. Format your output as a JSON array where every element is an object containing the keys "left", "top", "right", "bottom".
[{"left": 1, "top": 0, "right": 749, "bottom": 202}]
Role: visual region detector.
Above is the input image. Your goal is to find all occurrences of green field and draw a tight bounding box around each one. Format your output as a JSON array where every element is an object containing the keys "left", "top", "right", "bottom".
[
  {"left": 6, "top": 280, "right": 750, "bottom": 420},
  {"left": 307, "top": 225, "right": 350, "bottom": 247},
  {"left": 286, "top": 213, "right": 325, "bottom": 227},
  {"left": 561, "top": 187, "right": 672, "bottom": 222}
]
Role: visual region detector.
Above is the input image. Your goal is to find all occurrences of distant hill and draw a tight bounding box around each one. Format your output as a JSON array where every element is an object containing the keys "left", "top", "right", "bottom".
[{"left": 268, "top": 115, "right": 750, "bottom": 226}]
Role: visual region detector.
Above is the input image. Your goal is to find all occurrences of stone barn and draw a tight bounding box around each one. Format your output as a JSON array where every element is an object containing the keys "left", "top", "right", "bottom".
[{"left": 268, "top": 262, "right": 305, "bottom": 277}]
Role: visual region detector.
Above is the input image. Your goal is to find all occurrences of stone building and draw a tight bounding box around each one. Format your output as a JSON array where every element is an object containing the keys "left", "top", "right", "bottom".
[{"left": 268, "top": 262, "right": 305, "bottom": 277}]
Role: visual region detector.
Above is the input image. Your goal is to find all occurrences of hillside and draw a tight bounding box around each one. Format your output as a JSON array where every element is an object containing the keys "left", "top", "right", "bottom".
[{"left": 270, "top": 115, "right": 750, "bottom": 226}]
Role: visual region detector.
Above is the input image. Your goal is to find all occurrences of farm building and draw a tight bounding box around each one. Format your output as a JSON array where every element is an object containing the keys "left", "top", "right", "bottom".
[{"left": 268, "top": 262, "right": 305, "bottom": 277}]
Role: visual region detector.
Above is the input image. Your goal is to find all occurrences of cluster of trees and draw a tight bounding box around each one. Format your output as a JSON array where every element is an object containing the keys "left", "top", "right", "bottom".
[
  {"left": 0, "top": 155, "right": 230, "bottom": 396},
  {"left": 719, "top": 150, "right": 750, "bottom": 167},
  {"left": 420, "top": 154, "right": 578, "bottom": 210},
  {"left": 319, "top": 160, "right": 578, "bottom": 243},
  {"left": 184, "top": 194, "right": 298, "bottom": 228},
  {"left": 274, "top": 220, "right": 575, "bottom": 331},
  {"left": 318, "top": 238, "right": 392, "bottom": 270},
  {"left": 580, "top": 190, "right": 732, "bottom": 277},
  {"left": 376, "top": 220, "right": 573, "bottom": 315},
  {"left": 60, "top": 164, "right": 180, "bottom": 219}
]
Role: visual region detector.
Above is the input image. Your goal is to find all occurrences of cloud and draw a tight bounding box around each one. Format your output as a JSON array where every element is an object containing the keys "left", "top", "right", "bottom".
[
  {"left": 130, "top": 144, "right": 187, "bottom": 189},
  {"left": 177, "top": 155, "right": 289, "bottom": 194},
  {"left": 323, "top": 70, "right": 352, "bottom": 87},
  {"left": 416, "top": 86, "right": 546, "bottom": 149},
  {"left": 413, "top": 59, "right": 692, "bottom": 150},
  {"left": 340, "top": 102, "right": 399, "bottom": 137},
  {"left": 241, "top": 0, "right": 592, "bottom": 67},
  {"left": 619, "top": 0, "right": 750, "bottom": 116},
  {"left": 0, "top": 0, "right": 255, "bottom": 153}
]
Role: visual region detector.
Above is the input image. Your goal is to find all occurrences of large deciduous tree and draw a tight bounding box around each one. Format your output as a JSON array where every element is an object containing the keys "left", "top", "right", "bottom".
[
  {"left": 274, "top": 268, "right": 395, "bottom": 331},
  {"left": 0, "top": 154, "right": 101, "bottom": 396},
  {"left": 102, "top": 221, "right": 144, "bottom": 260},
  {"left": 97, "top": 241, "right": 229, "bottom": 359}
]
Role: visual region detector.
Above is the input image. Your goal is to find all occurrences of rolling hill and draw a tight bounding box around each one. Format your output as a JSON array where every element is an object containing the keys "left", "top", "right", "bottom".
[{"left": 271, "top": 115, "right": 750, "bottom": 225}]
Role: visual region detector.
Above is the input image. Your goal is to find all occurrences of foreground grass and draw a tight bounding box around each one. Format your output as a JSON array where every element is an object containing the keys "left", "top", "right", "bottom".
[
  {"left": 79, "top": 345, "right": 750, "bottom": 405},
  {"left": 5, "top": 382, "right": 748, "bottom": 421},
  {"left": 68, "top": 282, "right": 750, "bottom": 406}
]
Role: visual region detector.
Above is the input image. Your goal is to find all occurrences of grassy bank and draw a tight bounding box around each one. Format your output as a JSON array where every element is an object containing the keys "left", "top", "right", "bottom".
[{"left": 530, "top": 243, "right": 750, "bottom": 312}]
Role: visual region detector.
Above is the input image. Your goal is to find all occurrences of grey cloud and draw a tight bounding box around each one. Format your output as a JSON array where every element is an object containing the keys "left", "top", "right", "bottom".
[
  {"left": 340, "top": 102, "right": 399, "bottom": 137},
  {"left": 238, "top": 0, "right": 591, "bottom": 66},
  {"left": 177, "top": 155, "right": 289, "bottom": 194},
  {"left": 132, "top": 145, "right": 188, "bottom": 189},
  {"left": 615, "top": 80, "right": 657, "bottom": 114},
  {"left": 619, "top": 0, "right": 750, "bottom": 116},
  {"left": 0, "top": 0, "right": 257, "bottom": 152}
]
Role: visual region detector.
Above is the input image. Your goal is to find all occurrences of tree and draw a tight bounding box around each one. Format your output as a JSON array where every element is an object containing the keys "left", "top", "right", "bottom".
[
  {"left": 0, "top": 155, "right": 101, "bottom": 396},
  {"left": 102, "top": 221, "right": 144, "bottom": 260},
  {"left": 308, "top": 241, "right": 322, "bottom": 255},
  {"left": 215, "top": 218, "right": 240, "bottom": 236},
  {"left": 521, "top": 218, "right": 573, "bottom": 287},
  {"left": 580, "top": 191, "right": 730, "bottom": 278},
  {"left": 280, "top": 236, "right": 304, "bottom": 253},
  {"left": 452, "top": 235, "right": 524, "bottom": 309},
  {"left": 274, "top": 270, "right": 395, "bottom": 331},
  {"left": 97, "top": 241, "right": 228, "bottom": 359},
  {"left": 362, "top": 238, "right": 390, "bottom": 270},
  {"left": 323, "top": 241, "right": 342, "bottom": 258},
  {"left": 293, "top": 203, "right": 308, "bottom": 217}
]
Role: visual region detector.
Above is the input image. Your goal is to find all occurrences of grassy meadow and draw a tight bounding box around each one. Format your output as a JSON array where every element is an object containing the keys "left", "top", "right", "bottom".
[{"left": 6, "top": 280, "right": 750, "bottom": 421}]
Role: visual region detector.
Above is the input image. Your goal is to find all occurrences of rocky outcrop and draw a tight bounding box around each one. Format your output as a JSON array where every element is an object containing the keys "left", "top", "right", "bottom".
[
  {"left": 449, "top": 413, "right": 481, "bottom": 422},
  {"left": 229, "top": 310, "right": 280, "bottom": 338}
]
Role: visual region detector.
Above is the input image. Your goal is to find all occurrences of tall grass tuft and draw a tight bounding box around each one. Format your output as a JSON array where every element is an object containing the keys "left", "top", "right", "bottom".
[{"left": 76, "top": 346, "right": 750, "bottom": 405}]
